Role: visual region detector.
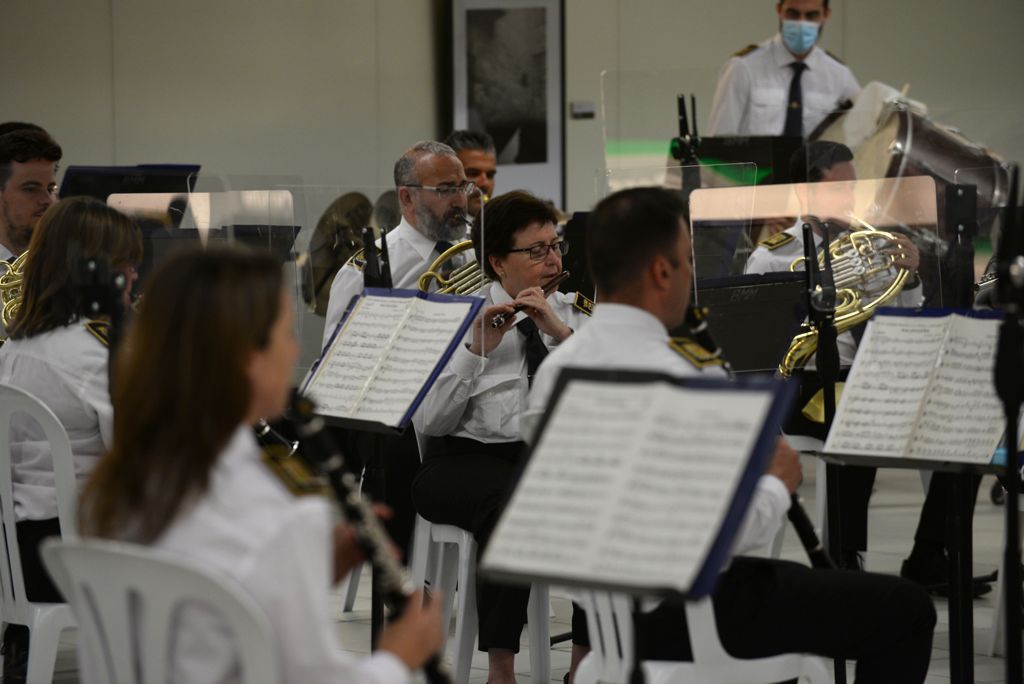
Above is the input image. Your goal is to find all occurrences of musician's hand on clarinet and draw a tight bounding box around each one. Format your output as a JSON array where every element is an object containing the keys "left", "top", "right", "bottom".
[
  {"left": 469, "top": 304, "right": 516, "bottom": 356},
  {"left": 331, "top": 505, "right": 397, "bottom": 583},
  {"left": 379, "top": 589, "right": 446, "bottom": 671},
  {"left": 767, "top": 438, "right": 802, "bottom": 494},
  {"left": 517, "top": 286, "right": 572, "bottom": 341}
]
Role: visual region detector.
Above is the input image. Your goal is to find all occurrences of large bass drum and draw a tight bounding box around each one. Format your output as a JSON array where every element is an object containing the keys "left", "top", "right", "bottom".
[{"left": 814, "top": 100, "right": 1011, "bottom": 237}]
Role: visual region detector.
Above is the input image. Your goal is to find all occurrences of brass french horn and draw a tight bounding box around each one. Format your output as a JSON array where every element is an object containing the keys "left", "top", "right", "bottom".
[
  {"left": 778, "top": 217, "right": 911, "bottom": 376},
  {"left": 417, "top": 240, "right": 490, "bottom": 294},
  {"left": 0, "top": 250, "right": 28, "bottom": 335}
]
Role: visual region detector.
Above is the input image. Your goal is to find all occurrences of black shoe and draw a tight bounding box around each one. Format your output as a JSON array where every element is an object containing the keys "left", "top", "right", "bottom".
[
  {"left": 1, "top": 624, "right": 28, "bottom": 682},
  {"left": 900, "top": 551, "right": 992, "bottom": 598}
]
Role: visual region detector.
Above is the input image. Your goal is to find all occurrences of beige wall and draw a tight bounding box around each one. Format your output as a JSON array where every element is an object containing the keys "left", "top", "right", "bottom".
[
  {"left": 0, "top": 0, "right": 439, "bottom": 188},
  {"left": 1, "top": 0, "right": 1020, "bottom": 210}
]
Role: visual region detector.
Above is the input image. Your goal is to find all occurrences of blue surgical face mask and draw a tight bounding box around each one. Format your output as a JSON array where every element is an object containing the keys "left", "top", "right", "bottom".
[{"left": 781, "top": 19, "right": 819, "bottom": 55}]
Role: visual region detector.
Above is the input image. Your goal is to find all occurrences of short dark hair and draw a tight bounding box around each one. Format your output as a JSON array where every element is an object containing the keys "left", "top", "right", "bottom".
[
  {"left": 0, "top": 121, "right": 45, "bottom": 138},
  {"left": 444, "top": 130, "right": 496, "bottom": 155},
  {"left": 587, "top": 187, "right": 688, "bottom": 295},
  {"left": 0, "top": 129, "right": 63, "bottom": 188},
  {"left": 471, "top": 190, "right": 559, "bottom": 280},
  {"left": 777, "top": 0, "right": 829, "bottom": 9},
  {"left": 789, "top": 140, "right": 852, "bottom": 183}
]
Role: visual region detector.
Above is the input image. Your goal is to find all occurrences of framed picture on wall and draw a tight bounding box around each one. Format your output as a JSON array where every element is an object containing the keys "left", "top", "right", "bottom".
[{"left": 452, "top": 0, "right": 564, "bottom": 208}]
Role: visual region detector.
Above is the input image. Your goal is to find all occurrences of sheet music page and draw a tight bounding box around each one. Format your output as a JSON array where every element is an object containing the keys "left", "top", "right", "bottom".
[
  {"left": 481, "top": 379, "right": 774, "bottom": 593},
  {"left": 305, "top": 295, "right": 472, "bottom": 426},
  {"left": 352, "top": 297, "right": 473, "bottom": 425},
  {"left": 824, "top": 315, "right": 949, "bottom": 457},
  {"left": 908, "top": 314, "right": 1002, "bottom": 463}
]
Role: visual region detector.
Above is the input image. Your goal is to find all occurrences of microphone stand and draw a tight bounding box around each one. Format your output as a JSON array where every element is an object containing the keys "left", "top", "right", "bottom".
[
  {"left": 670, "top": 93, "right": 701, "bottom": 206},
  {"left": 801, "top": 220, "right": 847, "bottom": 684},
  {"left": 994, "top": 165, "right": 1022, "bottom": 684}
]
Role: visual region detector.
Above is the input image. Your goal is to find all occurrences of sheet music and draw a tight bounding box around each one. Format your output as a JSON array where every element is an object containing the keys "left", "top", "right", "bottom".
[
  {"left": 826, "top": 312, "right": 1003, "bottom": 463},
  {"left": 481, "top": 379, "right": 774, "bottom": 593},
  {"left": 908, "top": 315, "right": 1002, "bottom": 463},
  {"left": 305, "top": 295, "right": 474, "bottom": 427},
  {"left": 825, "top": 316, "right": 948, "bottom": 457}
]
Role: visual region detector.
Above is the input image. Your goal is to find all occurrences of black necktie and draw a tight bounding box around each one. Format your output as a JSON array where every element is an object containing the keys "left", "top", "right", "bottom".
[
  {"left": 516, "top": 318, "right": 549, "bottom": 386},
  {"left": 434, "top": 240, "right": 454, "bottom": 255},
  {"left": 784, "top": 62, "right": 808, "bottom": 137}
]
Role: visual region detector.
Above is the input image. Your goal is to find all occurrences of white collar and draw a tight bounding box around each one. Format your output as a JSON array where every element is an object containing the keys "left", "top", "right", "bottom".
[
  {"left": 770, "top": 33, "right": 823, "bottom": 71},
  {"left": 591, "top": 303, "right": 668, "bottom": 339},
  {"left": 394, "top": 216, "right": 439, "bottom": 262}
]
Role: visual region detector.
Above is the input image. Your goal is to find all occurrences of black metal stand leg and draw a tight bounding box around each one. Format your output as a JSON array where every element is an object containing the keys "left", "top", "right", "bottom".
[
  {"left": 369, "top": 434, "right": 387, "bottom": 650},
  {"left": 945, "top": 472, "right": 975, "bottom": 684},
  {"left": 824, "top": 463, "right": 847, "bottom": 684}
]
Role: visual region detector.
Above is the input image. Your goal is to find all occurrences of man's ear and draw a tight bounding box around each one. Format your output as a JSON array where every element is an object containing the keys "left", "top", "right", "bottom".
[
  {"left": 650, "top": 254, "right": 672, "bottom": 291},
  {"left": 397, "top": 186, "right": 414, "bottom": 210}
]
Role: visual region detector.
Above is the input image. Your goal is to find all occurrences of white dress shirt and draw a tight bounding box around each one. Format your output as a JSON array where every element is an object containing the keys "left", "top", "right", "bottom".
[
  {"left": 414, "top": 281, "right": 589, "bottom": 444},
  {"left": 0, "top": 322, "right": 111, "bottom": 521},
  {"left": 90, "top": 426, "right": 410, "bottom": 684},
  {"left": 322, "top": 217, "right": 468, "bottom": 349},
  {"left": 708, "top": 34, "right": 860, "bottom": 137},
  {"left": 524, "top": 303, "right": 790, "bottom": 558},
  {"left": 744, "top": 220, "right": 924, "bottom": 366}
]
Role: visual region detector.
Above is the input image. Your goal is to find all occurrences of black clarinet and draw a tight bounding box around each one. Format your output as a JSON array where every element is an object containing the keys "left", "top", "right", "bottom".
[
  {"left": 285, "top": 393, "right": 452, "bottom": 684},
  {"left": 683, "top": 305, "right": 834, "bottom": 570}
]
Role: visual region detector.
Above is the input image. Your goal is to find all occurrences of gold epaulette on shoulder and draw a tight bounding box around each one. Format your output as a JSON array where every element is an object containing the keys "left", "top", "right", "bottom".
[
  {"left": 260, "top": 445, "right": 328, "bottom": 497},
  {"left": 759, "top": 232, "right": 795, "bottom": 251},
  {"left": 668, "top": 337, "right": 724, "bottom": 369},
  {"left": 825, "top": 49, "right": 846, "bottom": 65},
  {"left": 84, "top": 319, "right": 111, "bottom": 347},
  {"left": 734, "top": 44, "right": 759, "bottom": 58},
  {"left": 345, "top": 246, "right": 382, "bottom": 273},
  {"left": 573, "top": 292, "right": 594, "bottom": 316}
]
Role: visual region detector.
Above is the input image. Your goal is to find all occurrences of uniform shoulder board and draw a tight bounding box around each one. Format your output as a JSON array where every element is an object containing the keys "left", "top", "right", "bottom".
[
  {"left": 572, "top": 292, "right": 594, "bottom": 316},
  {"left": 84, "top": 320, "right": 111, "bottom": 348},
  {"left": 345, "top": 246, "right": 382, "bottom": 273},
  {"left": 825, "top": 50, "right": 846, "bottom": 65},
  {"left": 758, "top": 232, "right": 795, "bottom": 251},
  {"left": 668, "top": 337, "right": 724, "bottom": 369},
  {"left": 260, "top": 444, "right": 328, "bottom": 497},
  {"left": 733, "top": 44, "right": 759, "bottom": 58}
]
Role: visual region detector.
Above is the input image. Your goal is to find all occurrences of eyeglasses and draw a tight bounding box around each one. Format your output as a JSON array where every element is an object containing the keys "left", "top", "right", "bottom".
[
  {"left": 404, "top": 182, "right": 477, "bottom": 199},
  {"left": 506, "top": 239, "right": 569, "bottom": 261}
]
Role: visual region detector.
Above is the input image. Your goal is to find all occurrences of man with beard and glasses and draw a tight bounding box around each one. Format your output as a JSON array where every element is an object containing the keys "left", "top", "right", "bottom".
[
  {"left": 319, "top": 140, "right": 474, "bottom": 560},
  {"left": 0, "top": 126, "right": 63, "bottom": 262},
  {"left": 322, "top": 140, "right": 473, "bottom": 347}
]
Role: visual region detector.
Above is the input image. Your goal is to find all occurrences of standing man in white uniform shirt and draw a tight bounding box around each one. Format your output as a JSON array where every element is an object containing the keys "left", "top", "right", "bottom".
[
  {"left": 707, "top": 0, "right": 859, "bottom": 137},
  {"left": 526, "top": 187, "right": 935, "bottom": 684},
  {"left": 0, "top": 126, "right": 62, "bottom": 262},
  {"left": 320, "top": 140, "right": 474, "bottom": 557}
]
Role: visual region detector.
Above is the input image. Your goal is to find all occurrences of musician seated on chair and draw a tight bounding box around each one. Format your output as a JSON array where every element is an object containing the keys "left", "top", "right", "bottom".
[
  {"left": 525, "top": 187, "right": 936, "bottom": 684},
  {"left": 319, "top": 140, "right": 475, "bottom": 560},
  {"left": 412, "top": 190, "right": 591, "bottom": 684},
  {"left": 79, "top": 246, "right": 445, "bottom": 684},
  {"left": 745, "top": 142, "right": 983, "bottom": 595},
  {"left": 0, "top": 197, "right": 140, "bottom": 680}
]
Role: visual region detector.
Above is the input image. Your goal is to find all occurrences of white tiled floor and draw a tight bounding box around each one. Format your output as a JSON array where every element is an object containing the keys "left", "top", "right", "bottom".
[{"left": 25, "top": 459, "right": 1023, "bottom": 683}]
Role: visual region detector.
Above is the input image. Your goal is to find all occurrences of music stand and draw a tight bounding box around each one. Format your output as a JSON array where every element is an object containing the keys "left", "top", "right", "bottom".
[{"left": 669, "top": 272, "right": 808, "bottom": 374}]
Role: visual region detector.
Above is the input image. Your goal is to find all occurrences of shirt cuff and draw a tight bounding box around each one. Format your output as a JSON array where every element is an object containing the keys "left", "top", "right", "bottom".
[
  {"left": 365, "top": 651, "right": 412, "bottom": 684},
  {"left": 450, "top": 343, "right": 488, "bottom": 380},
  {"left": 758, "top": 474, "right": 791, "bottom": 512}
]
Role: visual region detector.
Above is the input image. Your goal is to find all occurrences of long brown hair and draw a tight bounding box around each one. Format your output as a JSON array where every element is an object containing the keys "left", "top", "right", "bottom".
[
  {"left": 79, "top": 246, "right": 283, "bottom": 542},
  {"left": 9, "top": 197, "right": 142, "bottom": 339}
]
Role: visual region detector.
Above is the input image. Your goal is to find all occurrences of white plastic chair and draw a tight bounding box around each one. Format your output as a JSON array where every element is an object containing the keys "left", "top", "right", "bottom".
[
  {"left": 41, "top": 537, "right": 278, "bottom": 684},
  {"left": 573, "top": 591, "right": 830, "bottom": 684},
  {"left": 409, "top": 430, "right": 551, "bottom": 683},
  {"left": 0, "top": 383, "right": 78, "bottom": 683}
]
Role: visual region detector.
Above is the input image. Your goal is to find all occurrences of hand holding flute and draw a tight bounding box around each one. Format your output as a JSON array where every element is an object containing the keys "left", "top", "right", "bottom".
[{"left": 469, "top": 271, "right": 572, "bottom": 356}]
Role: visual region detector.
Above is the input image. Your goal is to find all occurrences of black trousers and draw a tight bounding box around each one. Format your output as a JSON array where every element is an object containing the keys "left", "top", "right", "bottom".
[
  {"left": 786, "top": 374, "right": 980, "bottom": 553},
  {"left": 411, "top": 436, "right": 528, "bottom": 652},
  {"left": 575, "top": 557, "right": 936, "bottom": 683},
  {"left": 4, "top": 518, "right": 64, "bottom": 674}
]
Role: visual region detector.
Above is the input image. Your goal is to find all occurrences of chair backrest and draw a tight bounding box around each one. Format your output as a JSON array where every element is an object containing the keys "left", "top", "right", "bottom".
[
  {"left": 0, "top": 383, "right": 78, "bottom": 621},
  {"left": 42, "top": 538, "right": 279, "bottom": 684},
  {"left": 576, "top": 590, "right": 635, "bottom": 684}
]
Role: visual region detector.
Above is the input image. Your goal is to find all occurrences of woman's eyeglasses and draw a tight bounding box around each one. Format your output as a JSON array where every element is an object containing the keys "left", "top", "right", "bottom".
[{"left": 506, "top": 239, "right": 569, "bottom": 261}]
